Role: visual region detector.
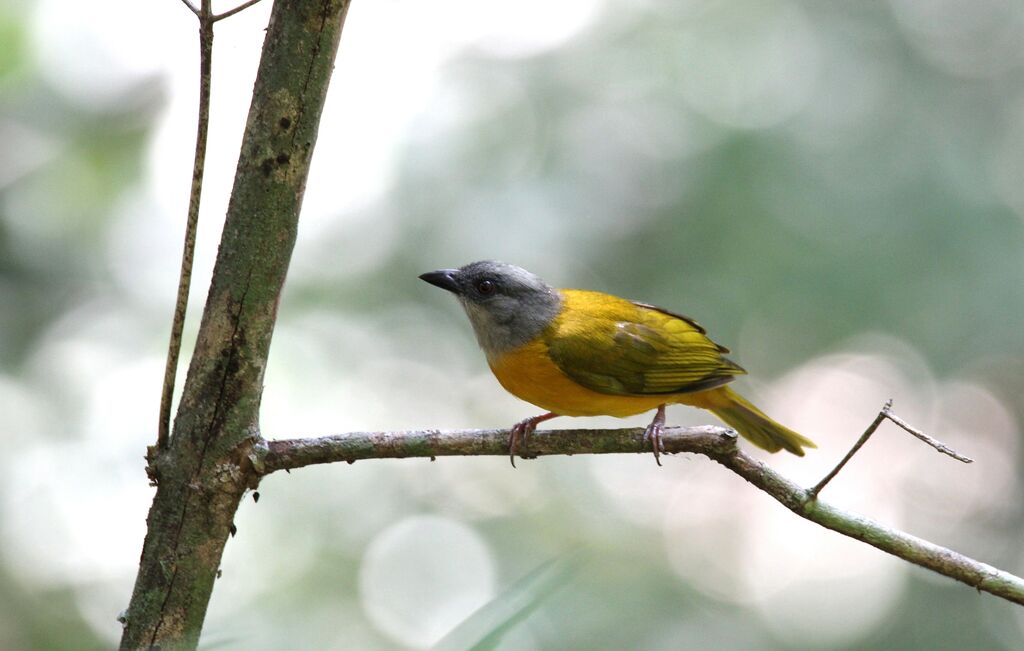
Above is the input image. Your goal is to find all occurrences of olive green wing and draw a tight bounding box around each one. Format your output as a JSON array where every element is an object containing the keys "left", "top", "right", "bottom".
[{"left": 546, "top": 299, "right": 745, "bottom": 396}]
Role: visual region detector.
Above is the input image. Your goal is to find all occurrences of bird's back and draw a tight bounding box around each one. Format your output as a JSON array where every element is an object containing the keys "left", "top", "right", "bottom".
[{"left": 544, "top": 289, "right": 744, "bottom": 397}]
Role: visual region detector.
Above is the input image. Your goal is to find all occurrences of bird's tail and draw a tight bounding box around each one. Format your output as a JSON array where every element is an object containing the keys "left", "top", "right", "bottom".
[{"left": 705, "top": 386, "right": 816, "bottom": 456}]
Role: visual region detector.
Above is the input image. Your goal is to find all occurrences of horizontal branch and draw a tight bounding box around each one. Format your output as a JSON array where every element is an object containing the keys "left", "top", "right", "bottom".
[
  {"left": 255, "top": 424, "right": 735, "bottom": 471},
  {"left": 254, "top": 425, "right": 1024, "bottom": 607}
]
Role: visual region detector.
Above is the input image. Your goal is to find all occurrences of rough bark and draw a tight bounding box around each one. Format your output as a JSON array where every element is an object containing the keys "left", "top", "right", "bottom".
[{"left": 120, "top": 1, "right": 351, "bottom": 648}]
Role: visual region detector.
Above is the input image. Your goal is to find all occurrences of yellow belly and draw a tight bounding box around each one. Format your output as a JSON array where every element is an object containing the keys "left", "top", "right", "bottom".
[{"left": 487, "top": 338, "right": 699, "bottom": 417}]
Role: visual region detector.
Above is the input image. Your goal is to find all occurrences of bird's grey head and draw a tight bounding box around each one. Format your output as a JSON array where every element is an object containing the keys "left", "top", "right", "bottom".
[{"left": 419, "top": 260, "right": 562, "bottom": 357}]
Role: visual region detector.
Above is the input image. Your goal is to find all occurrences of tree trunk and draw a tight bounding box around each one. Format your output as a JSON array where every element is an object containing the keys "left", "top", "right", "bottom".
[{"left": 120, "top": 1, "right": 351, "bottom": 648}]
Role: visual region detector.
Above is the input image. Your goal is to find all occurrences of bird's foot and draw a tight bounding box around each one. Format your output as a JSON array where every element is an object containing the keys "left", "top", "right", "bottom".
[
  {"left": 508, "top": 412, "right": 557, "bottom": 468},
  {"left": 642, "top": 404, "right": 668, "bottom": 467}
]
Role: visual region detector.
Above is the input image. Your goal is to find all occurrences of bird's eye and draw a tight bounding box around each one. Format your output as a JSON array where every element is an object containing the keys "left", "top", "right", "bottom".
[{"left": 476, "top": 279, "right": 496, "bottom": 295}]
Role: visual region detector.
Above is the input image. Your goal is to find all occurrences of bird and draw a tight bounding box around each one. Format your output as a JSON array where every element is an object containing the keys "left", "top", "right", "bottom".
[{"left": 419, "top": 260, "right": 815, "bottom": 466}]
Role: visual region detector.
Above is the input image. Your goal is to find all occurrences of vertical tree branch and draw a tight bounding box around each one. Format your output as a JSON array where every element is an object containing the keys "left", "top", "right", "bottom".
[{"left": 121, "top": 1, "right": 352, "bottom": 648}]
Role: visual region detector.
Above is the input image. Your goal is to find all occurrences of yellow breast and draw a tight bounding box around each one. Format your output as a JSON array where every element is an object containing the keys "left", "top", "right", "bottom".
[
  {"left": 486, "top": 290, "right": 677, "bottom": 417},
  {"left": 488, "top": 340, "right": 669, "bottom": 417}
]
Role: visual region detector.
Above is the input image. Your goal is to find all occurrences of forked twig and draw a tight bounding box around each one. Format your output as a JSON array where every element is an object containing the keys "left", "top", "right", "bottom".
[{"left": 808, "top": 399, "right": 973, "bottom": 499}]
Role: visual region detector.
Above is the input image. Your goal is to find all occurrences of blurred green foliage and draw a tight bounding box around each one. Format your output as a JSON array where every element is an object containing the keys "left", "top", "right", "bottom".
[{"left": 2, "top": 0, "right": 1024, "bottom": 649}]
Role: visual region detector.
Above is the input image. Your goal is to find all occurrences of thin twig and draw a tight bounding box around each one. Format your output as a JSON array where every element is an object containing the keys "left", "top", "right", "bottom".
[
  {"left": 808, "top": 403, "right": 890, "bottom": 499},
  {"left": 885, "top": 406, "right": 974, "bottom": 463},
  {"left": 179, "top": 0, "right": 200, "bottom": 16},
  {"left": 253, "top": 425, "right": 1024, "bottom": 607},
  {"left": 213, "top": 0, "right": 266, "bottom": 22},
  {"left": 156, "top": 1, "right": 214, "bottom": 449},
  {"left": 809, "top": 399, "right": 972, "bottom": 498}
]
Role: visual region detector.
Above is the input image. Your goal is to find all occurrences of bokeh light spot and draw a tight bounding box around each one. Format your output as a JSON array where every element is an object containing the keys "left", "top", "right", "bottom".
[{"left": 359, "top": 515, "right": 496, "bottom": 648}]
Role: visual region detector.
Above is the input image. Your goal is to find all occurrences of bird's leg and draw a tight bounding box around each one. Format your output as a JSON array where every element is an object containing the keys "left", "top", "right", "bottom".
[
  {"left": 643, "top": 404, "right": 667, "bottom": 466},
  {"left": 508, "top": 412, "right": 558, "bottom": 468}
]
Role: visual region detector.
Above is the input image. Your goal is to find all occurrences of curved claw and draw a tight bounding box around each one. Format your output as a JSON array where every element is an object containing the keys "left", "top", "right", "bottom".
[
  {"left": 643, "top": 404, "right": 668, "bottom": 467},
  {"left": 507, "top": 412, "right": 558, "bottom": 468},
  {"left": 508, "top": 422, "right": 526, "bottom": 468}
]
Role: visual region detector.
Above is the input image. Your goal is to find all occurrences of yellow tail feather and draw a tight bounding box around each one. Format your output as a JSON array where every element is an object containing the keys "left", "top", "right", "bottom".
[{"left": 708, "top": 387, "right": 816, "bottom": 456}]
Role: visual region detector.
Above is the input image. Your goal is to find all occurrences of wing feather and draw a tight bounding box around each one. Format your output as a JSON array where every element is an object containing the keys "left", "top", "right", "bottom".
[{"left": 546, "top": 290, "right": 745, "bottom": 396}]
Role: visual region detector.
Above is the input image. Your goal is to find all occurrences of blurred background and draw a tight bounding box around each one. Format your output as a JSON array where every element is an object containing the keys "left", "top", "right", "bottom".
[{"left": 2, "top": 0, "right": 1023, "bottom": 648}]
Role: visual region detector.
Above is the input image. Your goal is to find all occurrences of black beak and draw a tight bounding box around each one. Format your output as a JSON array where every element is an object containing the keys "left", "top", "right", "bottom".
[{"left": 419, "top": 269, "right": 461, "bottom": 294}]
